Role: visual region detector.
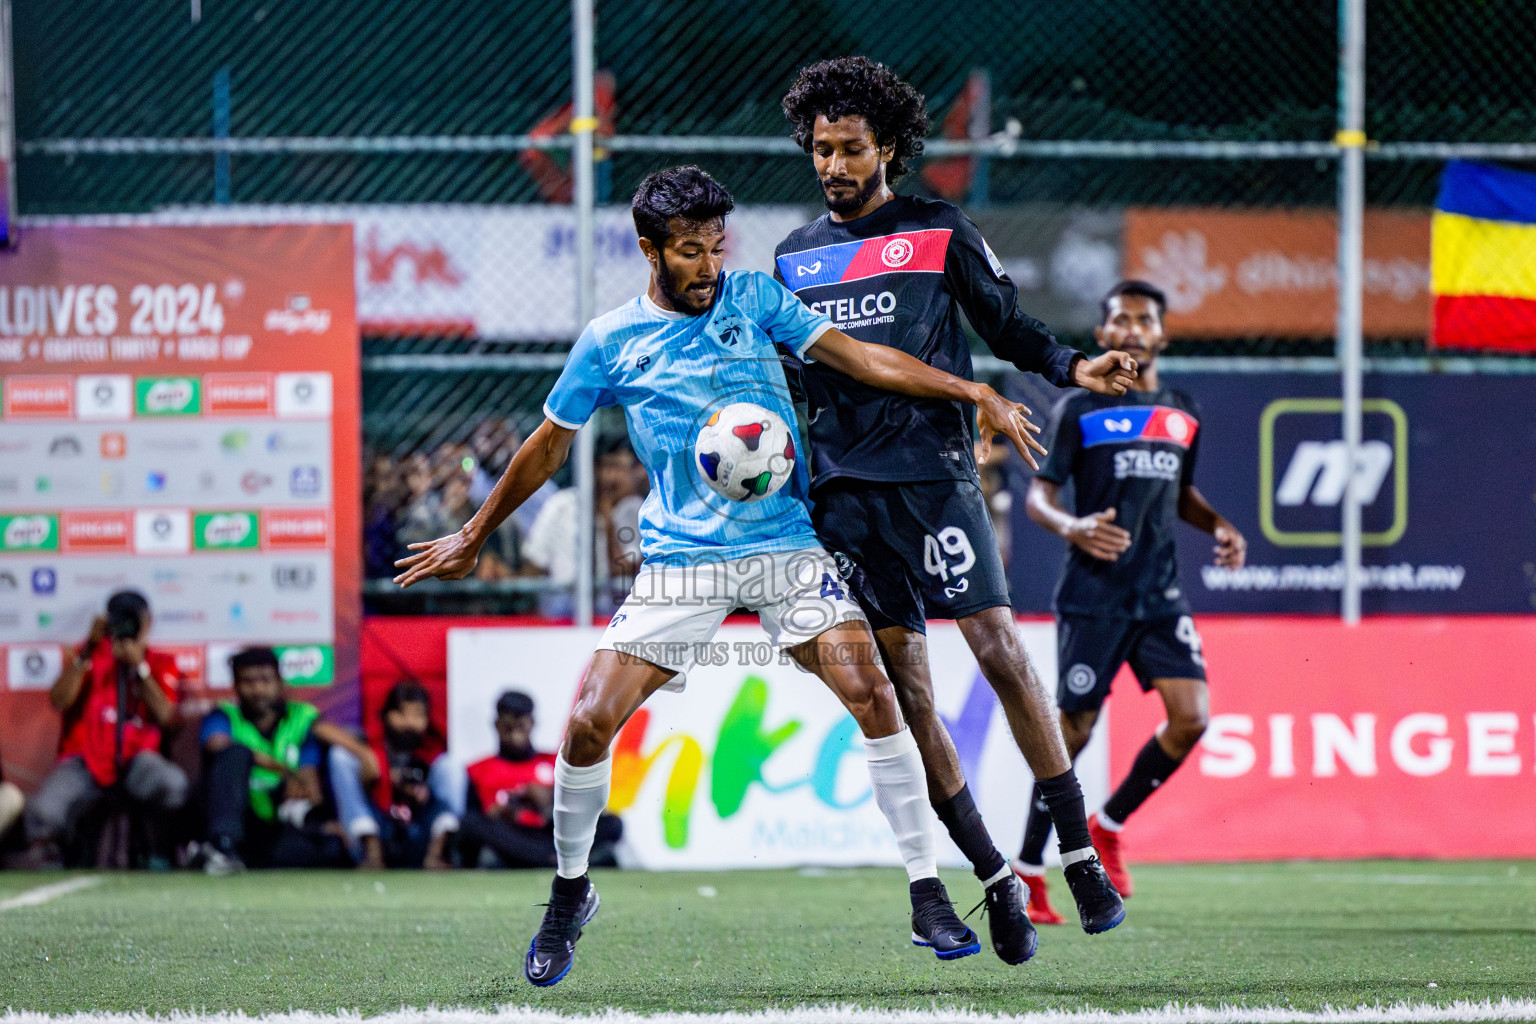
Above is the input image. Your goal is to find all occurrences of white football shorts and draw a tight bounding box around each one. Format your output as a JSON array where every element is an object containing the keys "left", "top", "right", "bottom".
[{"left": 595, "top": 546, "right": 867, "bottom": 691}]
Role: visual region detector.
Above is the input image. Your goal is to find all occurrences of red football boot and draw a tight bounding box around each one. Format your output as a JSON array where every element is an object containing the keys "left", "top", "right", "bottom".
[
  {"left": 1089, "top": 814, "right": 1133, "bottom": 898},
  {"left": 1011, "top": 862, "right": 1067, "bottom": 925}
]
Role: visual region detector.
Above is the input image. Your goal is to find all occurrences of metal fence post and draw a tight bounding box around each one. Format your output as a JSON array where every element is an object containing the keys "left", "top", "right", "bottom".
[
  {"left": 1337, "top": 0, "right": 1366, "bottom": 625},
  {"left": 572, "top": 0, "right": 597, "bottom": 627}
]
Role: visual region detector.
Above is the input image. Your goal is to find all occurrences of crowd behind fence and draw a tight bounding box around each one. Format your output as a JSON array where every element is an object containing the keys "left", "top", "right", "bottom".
[{"left": 12, "top": 0, "right": 1535, "bottom": 618}]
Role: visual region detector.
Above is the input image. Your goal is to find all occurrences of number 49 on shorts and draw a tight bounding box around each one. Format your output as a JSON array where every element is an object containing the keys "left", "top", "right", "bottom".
[{"left": 922, "top": 527, "right": 976, "bottom": 582}]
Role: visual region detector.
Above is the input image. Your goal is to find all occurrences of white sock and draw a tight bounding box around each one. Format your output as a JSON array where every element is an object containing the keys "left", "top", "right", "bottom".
[
  {"left": 1061, "top": 846, "right": 1098, "bottom": 867},
  {"left": 864, "top": 728, "right": 937, "bottom": 882},
  {"left": 554, "top": 754, "right": 611, "bottom": 879},
  {"left": 1095, "top": 811, "right": 1125, "bottom": 832}
]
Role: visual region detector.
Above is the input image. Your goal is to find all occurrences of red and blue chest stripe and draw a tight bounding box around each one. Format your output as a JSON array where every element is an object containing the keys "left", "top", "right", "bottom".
[
  {"left": 776, "top": 229, "right": 951, "bottom": 293},
  {"left": 1079, "top": 405, "right": 1199, "bottom": 449}
]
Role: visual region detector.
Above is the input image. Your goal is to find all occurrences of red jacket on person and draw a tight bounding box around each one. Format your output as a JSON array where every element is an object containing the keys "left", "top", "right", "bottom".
[
  {"left": 57, "top": 640, "right": 182, "bottom": 786},
  {"left": 466, "top": 751, "right": 558, "bottom": 828}
]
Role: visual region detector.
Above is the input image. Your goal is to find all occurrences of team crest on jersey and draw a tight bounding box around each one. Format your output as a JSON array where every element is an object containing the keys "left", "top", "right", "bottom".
[
  {"left": 881, "top": 238, "right": 914, "bottom": 268},
  {"left": 709, "top": 312, "right": 745, "bottom": 347}
]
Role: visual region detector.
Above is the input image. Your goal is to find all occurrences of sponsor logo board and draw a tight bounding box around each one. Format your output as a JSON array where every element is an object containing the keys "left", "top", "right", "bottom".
[
  {"left": 194, "top": 510, "right": 260, "bottom": 550},
  {"left": 62, "top": 509, "right": 133, "bottom": 552},
  {"left": 133, "top": 509, "right": 191, "bottom": 554},
  {"left": 5, "top": 644, "right": 64, "bottom": 691},
  {"left": 263, "top": 509, "right": 329, "bottom": 549},
  {"left": 4, "top": 376, "right": 73, "bottom": 418},
  {"left": 134, "top": 376, "right": 202, "bottom": 416},
  {"left": 204, "top": 373, "right": 273, "bottom": 415},
  {"left": 0, "top": 513, "right": 60, "bottom": 552},
  {"left": 76, "top": 375, "right": 133, "bottom": 420}
]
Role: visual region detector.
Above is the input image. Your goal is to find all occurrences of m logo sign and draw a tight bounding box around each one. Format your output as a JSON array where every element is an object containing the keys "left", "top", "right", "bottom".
[{"left": 1259, "top": 398, "right": 1407, "bottom": 548}]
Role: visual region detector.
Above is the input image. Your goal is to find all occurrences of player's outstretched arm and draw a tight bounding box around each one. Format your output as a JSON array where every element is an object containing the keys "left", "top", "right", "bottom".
[
  {"left": 1026, "top": 478, "right": 1132, "bottom": 562},
  {"left": 806, "top": 327, "right": 1049, "bottom": 468},
  {"left": 1178, "top": 485, "right": 1247, "bottom": 568},
  {"left": 1071, "top": 351, "right": 1140, "bottom": 395},
  {"left": 394, "top": 419, "right": 577, "bottom": 587}
]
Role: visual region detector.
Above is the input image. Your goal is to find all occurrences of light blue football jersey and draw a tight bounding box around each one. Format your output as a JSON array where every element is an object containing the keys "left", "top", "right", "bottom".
[{"left": 543, "top": 269, "right": 833, "bottom": 564}]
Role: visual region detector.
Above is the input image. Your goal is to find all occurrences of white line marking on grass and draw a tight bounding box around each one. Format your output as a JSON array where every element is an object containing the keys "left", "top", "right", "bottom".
[
  {"left": 0, "top": 875, "right": 103, "bottom": 911},
  {"left": 1310, "top": 874, "right": 1522, "bottom": 887},
  {"left": 5, "top": 999, "right": 1536, "bottom": 1024}
]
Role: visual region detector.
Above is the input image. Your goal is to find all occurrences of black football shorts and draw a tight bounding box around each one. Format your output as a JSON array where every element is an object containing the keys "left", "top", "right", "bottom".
[
  {"left": 1055, "top": 612, "right": 1208, "bottom": 714},
  {"left": 813, "top": 479, "right": 1011, "bottom": 634}
]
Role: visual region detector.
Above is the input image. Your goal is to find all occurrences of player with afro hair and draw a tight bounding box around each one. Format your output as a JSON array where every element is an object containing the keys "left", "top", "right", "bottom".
[
  {"left": 773, "top": 57, "right": 1138, "bottom": 962},
  {"left": 782, "top": 56, "right": 930, "bottom": 207}
]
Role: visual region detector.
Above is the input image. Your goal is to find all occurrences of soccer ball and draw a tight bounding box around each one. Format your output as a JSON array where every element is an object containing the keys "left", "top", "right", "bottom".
[{"left": 694, "top": 402, "right": 796, "bottom": 502}]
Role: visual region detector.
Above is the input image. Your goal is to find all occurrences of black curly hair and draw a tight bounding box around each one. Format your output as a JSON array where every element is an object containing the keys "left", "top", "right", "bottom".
[
  {"left": 782, "top": 56, "right": 929, "bottom": 184},
  {"left": 631, "top": 165, "right": 735, "bottom": 248}
]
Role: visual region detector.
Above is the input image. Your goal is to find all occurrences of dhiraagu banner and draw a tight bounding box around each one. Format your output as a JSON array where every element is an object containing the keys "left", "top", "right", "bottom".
[{"left": 447, "top": 623, "right": 1112, "bottom": 871}]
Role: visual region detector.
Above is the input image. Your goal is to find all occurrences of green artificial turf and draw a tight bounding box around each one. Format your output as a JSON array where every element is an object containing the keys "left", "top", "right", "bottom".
[{"left": 2, "top": 861, "right": 1534, "bottom": 1015}]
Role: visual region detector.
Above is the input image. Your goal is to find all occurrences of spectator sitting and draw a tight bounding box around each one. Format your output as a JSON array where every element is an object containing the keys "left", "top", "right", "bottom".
[
  {"left": 198, "top": 647, "right": 375, "bottom": 873},
  {"left": 329, "top": 681, "right": 458, "bottom": 869},
  {"left": 0, "top": 759, "right": 23, "bottom": 851},
  {"left": 521, "top": 442, "right": 643, "bottom": 618},
  {"left": 22, "top": 590, "right": 188, "bottom": 867},
  {"left": 459, "top": 690, "right": 623, "bottom": 869},
  {"left": 397, "top": 465, "right": 475, "bottom": 551}
]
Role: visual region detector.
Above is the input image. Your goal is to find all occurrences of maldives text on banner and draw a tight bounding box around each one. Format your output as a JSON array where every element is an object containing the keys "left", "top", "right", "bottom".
[
  {"left": 1431, "top": 160, "right": 1536, "bottom": 352},
  {"left": 0, "top": 224, "right": 360, "bottom": 788}
]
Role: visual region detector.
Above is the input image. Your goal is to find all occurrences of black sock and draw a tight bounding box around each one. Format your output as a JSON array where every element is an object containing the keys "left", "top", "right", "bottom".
[
  {"left": 1037, "top": 769, "right": 1092, "bottom": 856},
  {"left": 909, "top": 875, "right": 944, "bottom": 903},
  {"left": 933, "top": 783, "right": 1007, "bottom": 883},
  {"left": 1016, "top": 782, "right": 1055, "bottom": 867},
  {"left": 1101, "top": 735, "right": 1185, "bottom": 825},
  {"left": 552, "top": 872, "right": 588, "bottom": 897}
]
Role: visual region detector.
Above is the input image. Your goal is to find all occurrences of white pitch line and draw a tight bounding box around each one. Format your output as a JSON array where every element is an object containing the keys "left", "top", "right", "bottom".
[
  {"left": 0, "top": 874, "right": 104, "bottom": 911},
  {"left": 5, "top": 1000, "right": 1536, "bottom": 1024}
]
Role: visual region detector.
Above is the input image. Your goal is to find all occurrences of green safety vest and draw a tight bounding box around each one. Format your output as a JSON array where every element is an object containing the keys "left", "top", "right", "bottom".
[{"left": 219, "top": 700, "right": 321, "bottom": 821}]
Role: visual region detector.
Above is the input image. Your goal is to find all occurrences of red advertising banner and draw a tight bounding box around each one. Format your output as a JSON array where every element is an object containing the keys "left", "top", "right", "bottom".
[
  {"left": 0, "top": 224, "right": 359, "bottom": 790},
  {"left": 1109, "top": 616, "right": 1536, "bottom": 860},
  {"left": 1124, "top": 209, "right": 1431, "bottom": 338}
]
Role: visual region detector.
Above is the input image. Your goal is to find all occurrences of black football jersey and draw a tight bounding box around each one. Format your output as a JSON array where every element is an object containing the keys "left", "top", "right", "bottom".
[
  {"left": 774, "top": 195, "right": 1080, "bottom": 489},
  {"left": 1036, "top": 387, "right": 1203, "bottom": 619}
]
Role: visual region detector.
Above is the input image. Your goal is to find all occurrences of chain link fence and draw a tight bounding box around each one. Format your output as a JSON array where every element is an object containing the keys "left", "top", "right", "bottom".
[{"left": 13, "top": 0, "right": 1535, "bottom": 615}]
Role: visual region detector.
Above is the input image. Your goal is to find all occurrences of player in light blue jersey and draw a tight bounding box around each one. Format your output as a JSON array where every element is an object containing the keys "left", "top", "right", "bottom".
[{"left": 394, "top": 166, "right": 1044, "bottom": 986}]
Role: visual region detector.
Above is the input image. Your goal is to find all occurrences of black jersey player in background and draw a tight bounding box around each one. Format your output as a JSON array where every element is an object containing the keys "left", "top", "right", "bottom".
[
  {"left": 775, "top": 57, "right": 1138, "bottom": 958},
  {"left": 1014, "top": 280, "right": 1246, "bottom": 923}
]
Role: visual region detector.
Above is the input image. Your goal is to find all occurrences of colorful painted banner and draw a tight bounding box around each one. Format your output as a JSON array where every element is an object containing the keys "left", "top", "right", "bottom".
[
  {"left": 1430, "top": 161, "right": 1536, "bottom": 352},
  {"left": 446, "top": 622, "right": 1114, "bottom": 871},
  {"left": 1124, "top": 208, "right": 1431, "bottom": 337},
  {"left": 0, "top": 224, "right": 359, "bottom": 788},
  {"left": 1110, "top": 616, "right": 1536, "bottom": 861}
]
